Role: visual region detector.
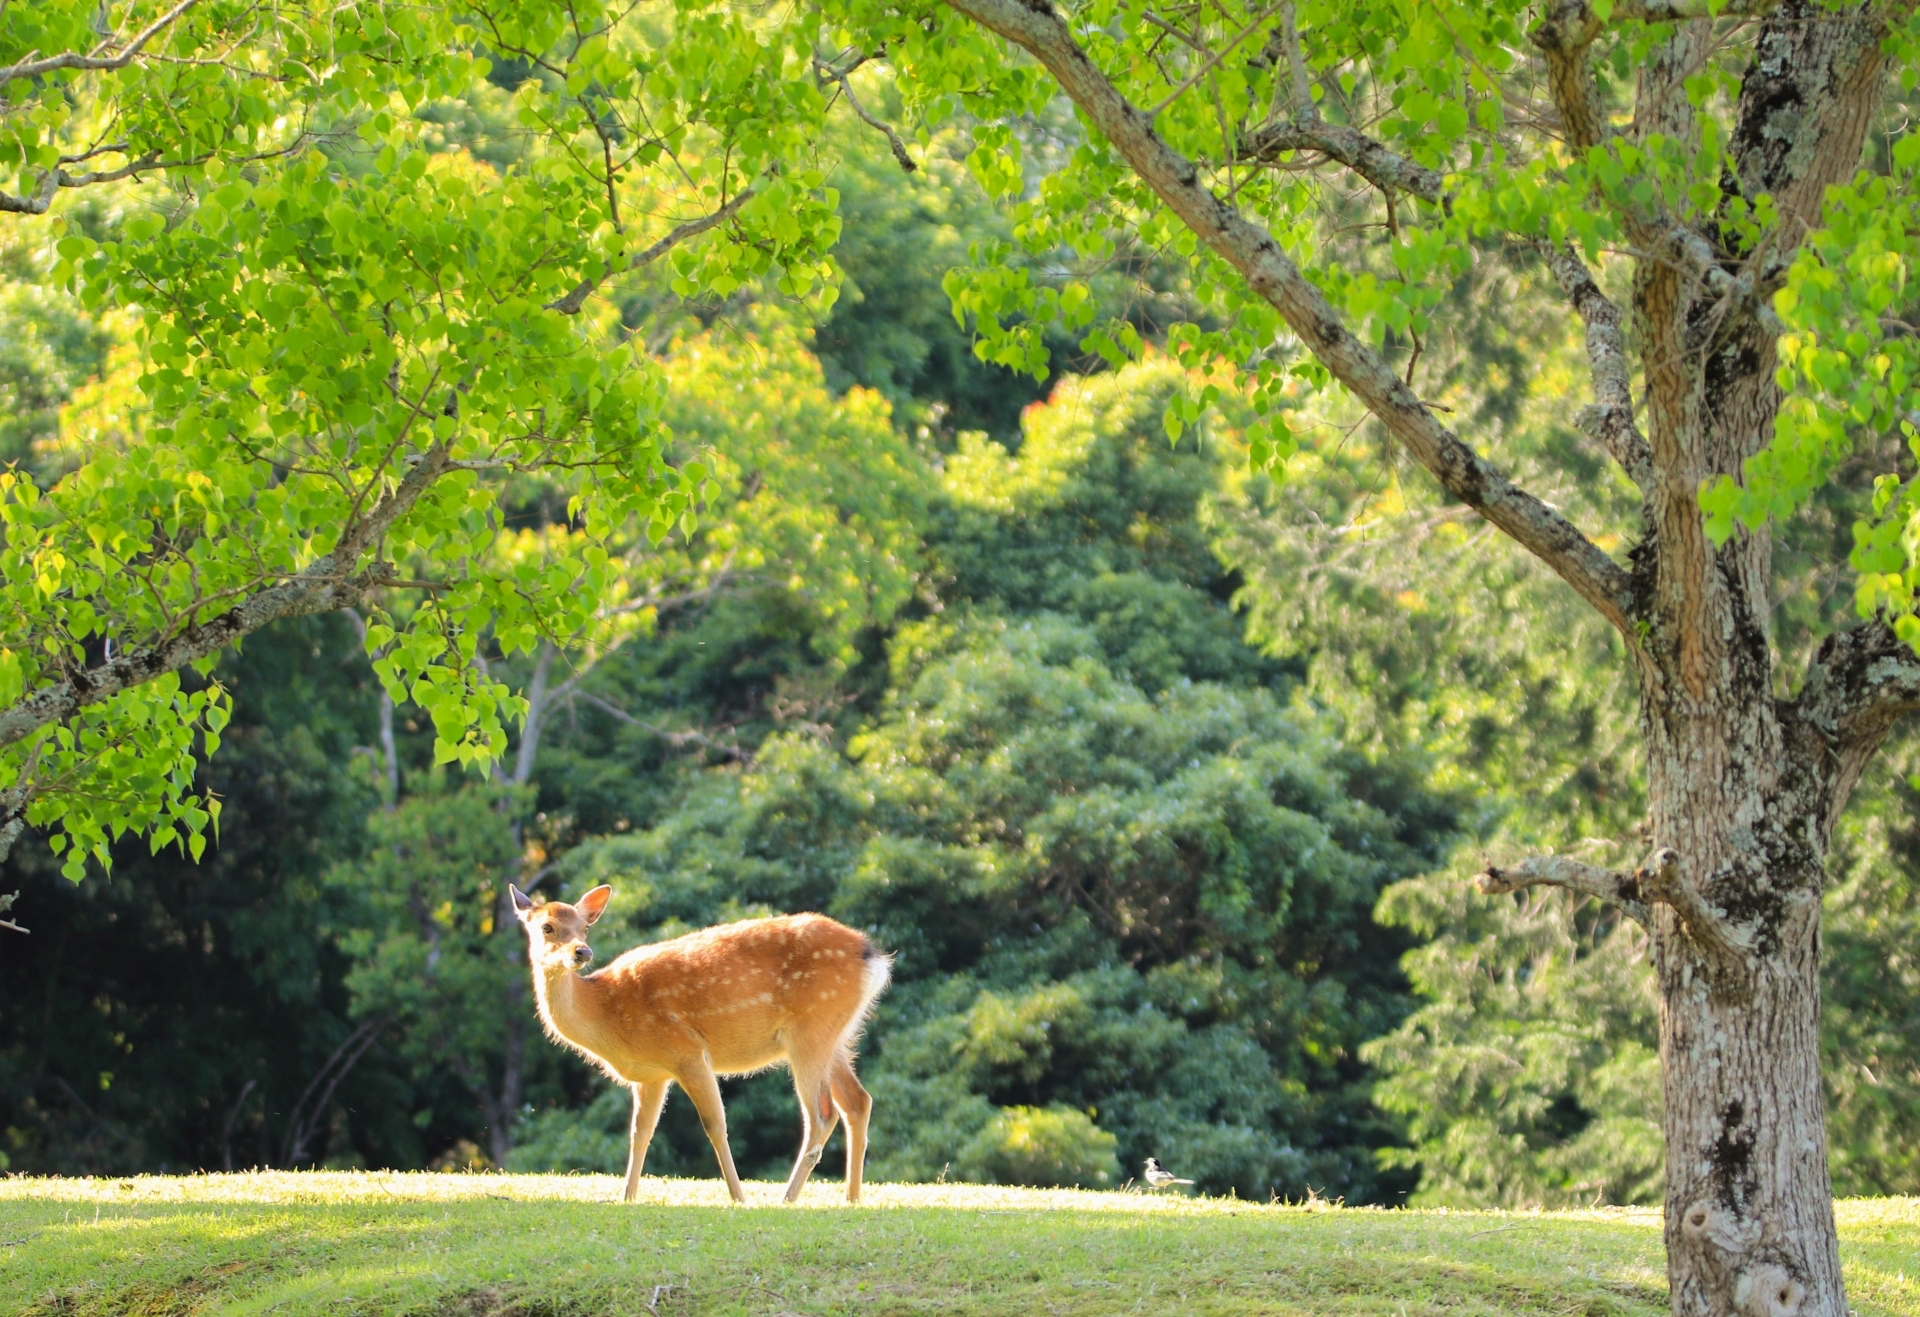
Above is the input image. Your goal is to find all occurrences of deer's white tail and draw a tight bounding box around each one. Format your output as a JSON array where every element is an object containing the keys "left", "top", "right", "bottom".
[{"left": 844, "top": 937, "right": 893, "bottom": 1047}]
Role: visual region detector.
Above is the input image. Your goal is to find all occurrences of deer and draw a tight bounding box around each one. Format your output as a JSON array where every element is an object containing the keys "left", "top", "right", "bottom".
[{"left": 511, "top": 883, "right": 891, "bottom": 1205}]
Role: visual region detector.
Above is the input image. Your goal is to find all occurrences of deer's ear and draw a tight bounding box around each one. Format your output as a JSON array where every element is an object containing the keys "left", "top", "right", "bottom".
[
  {"left": 577, "top": 885, "right": 613, "bottom": 925},
  {"left": 509, "top": 885, "right": 535, "bottom": 916}
]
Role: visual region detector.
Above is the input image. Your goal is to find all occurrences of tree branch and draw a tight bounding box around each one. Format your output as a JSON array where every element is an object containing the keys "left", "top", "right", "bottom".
[
  {"left": 1610, "top": 0, "right": 1781, "bottom": 15},
  {"left": 814, "top": 55, "right": 916, "bottom": 172},
  {"left": 941, "top": 0, "right": 1636, "bottom": 634},
  {"left": 1144, "top": 2, "right": 1284, "bottom": 121},
  {"left": 1790, "top": 621, "right": 1920, "bottom": 829},
  {"left": 511, "top": 641, "right": 557, "bottom": 787},
  {"left": 0, "top": 0, "right": 201, "bottom": 84},
  {"left": 0, "top": 887, "right": 25, "bottom": 935},
  {"left": 1, "top": 136, "right": 328, "bottom": 216},
  {"left": 280, "top": 1020, "right": 380, "bottom": 1167},
  {"left": 0, "top": 167, "right": 62, "bottom": 216},
  {"left": 1479, "top": 847, "right": 1755, "bottom": 986},
  {"left": 1236, "top": 119, "right": 1446, "bottom": 207},
  {"left": 1795, "top": 621, "right": 1920, "bottom": 746},
  {"left": 0, "top": 444, "right": 451, "bottom": 755},
  {"left": 1274, "top": 0, "right": 1315, "bottom": 119},
  {"left": 575, "top": 691, "right": 750, "bottom": 762},
  {"left": 1530, "top": 0, "right": 1608, "bottom": 152},
  {"left": 1476, "top": 851, "right": 1654, "bottom": 925},
  {"left": 545, "top": 189, "right": 757, "bottom": 315},
  {"left": 1540, "top": 241, "right": 1654, "bottom": 490}
]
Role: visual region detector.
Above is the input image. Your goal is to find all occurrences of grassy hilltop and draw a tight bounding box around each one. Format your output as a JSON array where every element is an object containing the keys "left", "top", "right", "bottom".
[{"left": 1, "top": 1175, "right": 1916, "bottom": 1316}]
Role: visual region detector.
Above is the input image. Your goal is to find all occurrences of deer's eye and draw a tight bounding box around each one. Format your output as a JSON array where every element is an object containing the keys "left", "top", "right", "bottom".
[{"left": 542, "top": 923, "right": 555, "bottom": 935}]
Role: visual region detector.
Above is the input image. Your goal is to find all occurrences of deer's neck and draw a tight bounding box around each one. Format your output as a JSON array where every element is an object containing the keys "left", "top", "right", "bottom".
[{"left": 533, "top": 962, "right": 611, "bottom": 1058}]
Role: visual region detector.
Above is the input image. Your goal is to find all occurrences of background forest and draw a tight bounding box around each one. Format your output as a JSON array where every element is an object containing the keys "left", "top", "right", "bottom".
[{"left": 2, "top": 72, "right": 1917, "bottom": 1210}]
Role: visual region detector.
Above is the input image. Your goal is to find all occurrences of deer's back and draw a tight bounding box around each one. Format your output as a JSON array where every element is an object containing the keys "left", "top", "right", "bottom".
[{"left": 591, "top": 914, "right": 878, "bottom": 1076}]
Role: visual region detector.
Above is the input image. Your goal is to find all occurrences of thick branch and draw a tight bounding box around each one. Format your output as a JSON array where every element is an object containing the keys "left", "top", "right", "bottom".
[
  {"left": 1477, "top": 852, "right": 1654, "bottom": 925},
  {"left": 1479, "top": 848, "right": 1755, "bottom": 986},
  {"left": 0, "top": 444, "right": 450, "bottom": 754},
  {"left": 1237, "top": 120, "right": 1445, "bottom": 206},
  {"left": 1540, "top": 241, "right": 1653, "bottom": 490},
  {"left": 0, "top": 170, "right": 62, "bottom": 217},
  {"left": 1728, "top": 0, "right": 1889, "bottom": 239},
  {"left": 1796, "top": 621, "right": 1920, "bottom": 747},
  {"left": 1530, "top": 0, "right": 1607, "bottom": 152},
  {"left": 1791, "top": 621, "right": 1920, "bottom": 827},
  {"left": 941, "top": 0, "right": 1636, "bottom": 633},
  {"left": 1611, "top": 0, "right": 1781, "bottom": 15},
  {"left": 546, "top": 189, "right": 756, "bottom": 315}
]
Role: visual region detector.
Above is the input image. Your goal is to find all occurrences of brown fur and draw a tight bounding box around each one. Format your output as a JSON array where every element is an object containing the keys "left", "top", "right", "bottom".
[{"left": 514, "top": 885, "right": 889, "bottom": 1204}]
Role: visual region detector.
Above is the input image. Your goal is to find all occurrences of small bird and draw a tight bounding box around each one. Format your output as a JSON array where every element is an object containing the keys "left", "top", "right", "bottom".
[{"left": 1142, "top": 1157, "right": 1193, "bottom": 1190}]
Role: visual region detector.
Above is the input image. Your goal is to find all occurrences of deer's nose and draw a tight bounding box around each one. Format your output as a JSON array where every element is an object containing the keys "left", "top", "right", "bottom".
[{"left": 572, "top": 944, "right": 594, "bottom": 967}]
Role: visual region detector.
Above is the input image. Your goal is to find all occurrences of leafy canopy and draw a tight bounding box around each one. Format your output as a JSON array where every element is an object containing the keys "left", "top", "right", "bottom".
[{"left": 0, "top": 0, "right": 846, "bottom": 876}]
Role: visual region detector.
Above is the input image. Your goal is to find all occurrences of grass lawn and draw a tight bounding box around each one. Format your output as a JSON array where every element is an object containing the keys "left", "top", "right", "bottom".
[{"left": 0, "top": 1174, "right": 1914, "bottom": 1316}]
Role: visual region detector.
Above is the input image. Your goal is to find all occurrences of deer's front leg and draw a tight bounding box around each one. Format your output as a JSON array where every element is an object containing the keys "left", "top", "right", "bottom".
[
  {"left": 624, "top": 1080, "right": 671, "bottom": 1202},
  {"left": 677, "top": 1057, "right": 747, "bottom": 1204}
]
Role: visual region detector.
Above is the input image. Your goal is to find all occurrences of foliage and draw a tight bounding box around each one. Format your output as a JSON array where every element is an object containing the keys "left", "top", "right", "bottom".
[
  {"left": 0, "top": 0, "right": 847, "bottom": 877},
  {"left": 11, "top": 0, "right": 1920, "bottom": 1220},
  {"left": 0, "top": 616, "right": 454, "bottom": 1175},
  {"left": 1822, "top": 753, "right": 1920, "bottom": 1198},
  {"left": 952, "top": 1105, "right": 1121, "bottom": 1188},
  {"left": 1202, "top": 254, "right": 1658, "bottom": 1207},
  {"left": 326, "top": 779, "right": 536, "bottom": 1165},
  {"left": 0, "top": 265, "right": 108, "bottom": 467},
  {"left": 1363, "top": 869, "right": 1664, "bottom": 1209}
]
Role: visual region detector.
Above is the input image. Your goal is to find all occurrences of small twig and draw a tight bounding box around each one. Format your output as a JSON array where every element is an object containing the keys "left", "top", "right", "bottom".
[
  {"left": 0, "top": 1232, "right": 42, "bottom": 1247},
  {"left": 1466, "top": 1222, "right": 1544, "bottom": 1239},
  {"left": 576, "top": 692, "right": 751, "bottom": 762},
  {"left": 813, "top": 56, "right": 916, "bottom": 172},
  {"left": 546, "top": 189, "right": 757, "bottom": 315},
  {"left": 1146, "top": 2, "right": 1284, "bottom": 121}
]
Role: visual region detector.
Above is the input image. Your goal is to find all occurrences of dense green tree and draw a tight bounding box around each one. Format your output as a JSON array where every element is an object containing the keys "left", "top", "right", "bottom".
[
  {"left": 0, "top": 615, "right": 449, "bottom": 1173},
  {"left": 1820, "top": 753, "right": 1920, "bottom": 1197},
  {"left": 326, "top": 779, "right": 535, "bottom": 1168}
]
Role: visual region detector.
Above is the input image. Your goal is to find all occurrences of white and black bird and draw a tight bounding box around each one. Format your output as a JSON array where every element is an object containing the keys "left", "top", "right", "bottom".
[{"left": 1142, "top": 1157, "right": 1193, "bottom": 1190}]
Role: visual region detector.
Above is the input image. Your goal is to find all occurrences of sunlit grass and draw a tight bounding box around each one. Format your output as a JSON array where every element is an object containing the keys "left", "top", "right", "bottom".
[{"left": 0, "top": 1175, "right": 1913, "bottom": 1316}]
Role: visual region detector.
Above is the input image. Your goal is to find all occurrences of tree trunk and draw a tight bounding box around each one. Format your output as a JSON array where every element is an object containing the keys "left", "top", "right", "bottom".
[{"left": 1643, "top": 701, "right": 1842, "bottom": 1317}]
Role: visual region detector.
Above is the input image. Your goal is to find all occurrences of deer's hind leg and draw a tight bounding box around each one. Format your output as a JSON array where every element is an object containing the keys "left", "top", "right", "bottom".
[
  {"left": 781, "top": 1044, "right": 839, "bottom": 1204},
  {"left": 828, "top": 1051, "right": 873, "bottom": 1204},
  {"left": 623, "top": 1080, "right": 671, "bottom": 1203}
]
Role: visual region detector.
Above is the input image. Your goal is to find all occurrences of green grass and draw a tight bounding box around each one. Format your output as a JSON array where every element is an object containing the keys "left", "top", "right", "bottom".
[{"left": 0, "top": 1175, "right": 1914, "bottom": 1316}]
